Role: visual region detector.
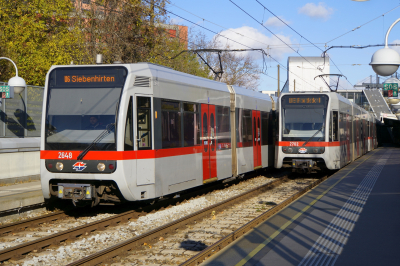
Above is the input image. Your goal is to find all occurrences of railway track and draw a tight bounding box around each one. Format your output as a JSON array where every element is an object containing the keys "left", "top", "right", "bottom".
[
  {"left": 0, "top": 170, "right": 285, "bottom": 264},
  {"left": 65, "top": 175, "right": 325, "bottom": 266}
]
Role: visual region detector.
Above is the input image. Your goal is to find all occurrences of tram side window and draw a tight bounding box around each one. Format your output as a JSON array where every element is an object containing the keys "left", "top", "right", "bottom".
[
  {"left": 137, "top": 97, "right": 151, "bottom": 150},
  {"left": 240, "top": 109, "right": 252, "bottom": 147},
  {"left": 183, "top": 103, "right": 200, "bottom": 147},
  {"left": 161, "top": 100, "right": 181, "bottom": 148},
  {"left": 124, "top": 97, "right": 133, "bottom": 150},
  {"left": 261, "top": 111, "right": 269, "bottom": 145},
  {"left": 339, "top": 113, "right": 344, "bottom": 142},
  {"left": 216, "top": 106, "right": 231, "bottom": 150},
  {"left": 331, "top": 111, "right": 338, "bottom": 141}
]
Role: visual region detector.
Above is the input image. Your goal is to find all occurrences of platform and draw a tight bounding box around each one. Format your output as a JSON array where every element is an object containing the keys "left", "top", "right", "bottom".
[
  {"left": 203, "top": 147, "right": 400, "bottom": 266},
  {"left": 0, "top": 181, "right": 43, "bottom": 214}
]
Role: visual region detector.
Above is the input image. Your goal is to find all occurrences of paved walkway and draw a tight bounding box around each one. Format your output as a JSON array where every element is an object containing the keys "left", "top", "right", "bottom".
[{"left": 203, "top": 147, "right": 400, "bottom": 266}]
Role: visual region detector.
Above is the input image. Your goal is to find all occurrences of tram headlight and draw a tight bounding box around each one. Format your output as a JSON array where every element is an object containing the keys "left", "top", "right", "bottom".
[
  {"left": 320, "top": 147, "right": 325, "bottom": 153},
  {"left": 97, "top": 163, "right": 106, "bottom": 171},
  {"left": 288, "top": 148, "right": 293, "bottom": 153},
  {"left": 313, "top": 148, "right": 319, "bottom": 153},
  {"left": 56, "top": 162, "right": 64, "bottom": 171}
]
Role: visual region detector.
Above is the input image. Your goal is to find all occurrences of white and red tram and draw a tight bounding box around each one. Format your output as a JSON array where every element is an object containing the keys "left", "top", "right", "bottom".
[
  {"left": 275, "top": 92, "right": 377, "bottom": 172},
  {"left": 40, "top": 63, "right": 275, "bottom": 206}
]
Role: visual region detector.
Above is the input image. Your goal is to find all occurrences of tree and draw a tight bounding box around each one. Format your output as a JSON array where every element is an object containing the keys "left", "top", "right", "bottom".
[
  {"left": 0, "top": 0, "right": 210, "bottom": 85},
  {"left": 151, "top": 28, "right": 210, "bottom": 78},
  {"left": 0, "top": 0, "right": 87, "bottom": 86},
  {"left": 194, "top": 34, "right": 261, "bottom": 90},
  {"left": 77, "top": 0, "right": 210, "bottom": 77},
  {"left": 72, "top": 0, "right": 167, "bottom": 64}
]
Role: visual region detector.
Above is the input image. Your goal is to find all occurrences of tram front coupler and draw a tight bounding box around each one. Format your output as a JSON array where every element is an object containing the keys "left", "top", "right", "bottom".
[
  {"left": 57, "top": 183, "right": 94, "bottom": 201},
  {"left": 292, "top": 159, "right": 316, "bottom": 173}
]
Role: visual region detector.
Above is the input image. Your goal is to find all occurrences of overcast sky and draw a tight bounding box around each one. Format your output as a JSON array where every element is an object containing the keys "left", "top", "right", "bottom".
[{"left": 167, "top": 0, "right": 400, "bottom": 91}]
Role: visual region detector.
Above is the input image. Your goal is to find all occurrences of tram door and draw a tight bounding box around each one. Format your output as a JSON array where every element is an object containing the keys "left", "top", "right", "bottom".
[
  {"left": 201, "top": 104, "right": 217, "bottom": 182},
  {"left": 135, "top": 95, "right": 154, "bottom": 186},
  {"left": 252, "top": 110, "right": 262, "bottom": 169}
]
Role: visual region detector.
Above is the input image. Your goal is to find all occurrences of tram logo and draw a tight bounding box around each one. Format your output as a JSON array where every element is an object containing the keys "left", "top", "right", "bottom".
[
  {"left": 298, "top": 148, "right": 307, "bottom": 154},
  {"left": 72, "top": 162, "right": 87, "bottom": 171}
]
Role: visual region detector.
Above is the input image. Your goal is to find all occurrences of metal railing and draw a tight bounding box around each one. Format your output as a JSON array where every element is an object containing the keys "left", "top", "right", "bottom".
[{"left": 0, "top": 82, "right": 44, "bottom": 138}]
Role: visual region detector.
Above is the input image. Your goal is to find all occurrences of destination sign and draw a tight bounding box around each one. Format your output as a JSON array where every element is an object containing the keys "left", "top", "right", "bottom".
[
  {"left": 282, "top": 95, "right": 328, "bottom": 107},
  {"left": 50, "top": 66, "right": 127, "bottom": 88},
  {"left": 63, "top": 75, "right": 116, "bottom": 83},
  {"left": 287, "top": 97, "right": 321, "bottom": 104},
  {"left": 284, "top": 96, "right": 326, "bottom": 104}
]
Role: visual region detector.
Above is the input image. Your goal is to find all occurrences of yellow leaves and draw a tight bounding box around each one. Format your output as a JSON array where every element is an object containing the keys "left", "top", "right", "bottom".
[
  {"left": 143, "top": 242, "right": 152, "bottom": 249},
  {"left": 0, "top": 0, "right": 86, "bottom": 86}
]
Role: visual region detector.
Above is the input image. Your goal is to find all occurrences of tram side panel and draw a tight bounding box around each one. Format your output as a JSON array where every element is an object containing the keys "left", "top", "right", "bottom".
[
  {"left": 152, "top": 78, "right": 231, "bottom": 196},
  {"left": 234, "top": 93, "right": 271, "bottom": 174}
]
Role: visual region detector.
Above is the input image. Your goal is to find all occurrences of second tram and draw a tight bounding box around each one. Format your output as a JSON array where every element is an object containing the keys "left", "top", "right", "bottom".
[{"left": 275, "top": 92, "right": 377, "bottom": 173}]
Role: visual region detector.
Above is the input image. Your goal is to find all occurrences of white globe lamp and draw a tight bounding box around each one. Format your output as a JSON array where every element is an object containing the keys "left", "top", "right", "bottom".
[
  {"left": 8, "top": 76, "right": 26, "bottom": 94},
  {"left": 0, "top": 57, "right": 26, "bottom": 95},
  {"left": 370, "top": 18, "right": 400, "bottom": 76},
  {"left": 370, "top": 48, "right": 400, "bottom": 76}
]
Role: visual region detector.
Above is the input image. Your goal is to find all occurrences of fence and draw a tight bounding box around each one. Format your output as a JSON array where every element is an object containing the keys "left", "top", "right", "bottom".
[{"left": 0, "top": 82, "right": 44, "bottom": 138}]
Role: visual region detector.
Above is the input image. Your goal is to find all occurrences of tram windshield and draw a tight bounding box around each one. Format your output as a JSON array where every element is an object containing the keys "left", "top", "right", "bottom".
[
  {"left": 44, "top": 66, "right": 127, "bottom": 150},
  {"left": 281, "top": 95, "right": 329, "bottom": 142}
]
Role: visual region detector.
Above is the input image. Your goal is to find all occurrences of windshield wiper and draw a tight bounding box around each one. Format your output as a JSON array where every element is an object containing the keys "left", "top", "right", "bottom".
[
  {"left": 77, "top": 123, "right": 115, "bottom": 160},
  {"left": 302, "top": 123, "right": 324, "bottom": 147}
]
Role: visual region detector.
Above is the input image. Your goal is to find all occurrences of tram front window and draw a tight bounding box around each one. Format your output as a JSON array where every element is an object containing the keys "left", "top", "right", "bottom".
[
  {"left": 281, "top": 95, "right": 328, "bottom": 142},
  {"left": 44, "top": 67, "right": 127, "bottom": 151}
]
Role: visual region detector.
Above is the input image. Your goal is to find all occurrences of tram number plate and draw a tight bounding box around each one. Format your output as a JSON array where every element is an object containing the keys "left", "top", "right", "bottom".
[
  {"left": 58, "top": 152, "right": 73, "bottom": 159},
  {"left": 289, "top": 142, "right": 299, "bottom": 146}
]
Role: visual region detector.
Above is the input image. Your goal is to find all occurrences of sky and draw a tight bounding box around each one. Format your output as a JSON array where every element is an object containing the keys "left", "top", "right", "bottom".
[{"left": 165, "top": 0, "right": 400, "bottom": 91}]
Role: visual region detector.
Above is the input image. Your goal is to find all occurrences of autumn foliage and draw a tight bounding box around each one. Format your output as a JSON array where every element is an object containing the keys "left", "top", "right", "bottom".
[{"left": 0, "top": 0, "right": 209, "bottom": 86}]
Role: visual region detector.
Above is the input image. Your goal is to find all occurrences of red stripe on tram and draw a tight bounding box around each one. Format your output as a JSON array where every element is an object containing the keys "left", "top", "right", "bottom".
[
  {"left": 40, "top": 146, "right": 203, "bottom": 160},
  {"left": 276, "top": 141, "right": 340, "bottom": 147}
]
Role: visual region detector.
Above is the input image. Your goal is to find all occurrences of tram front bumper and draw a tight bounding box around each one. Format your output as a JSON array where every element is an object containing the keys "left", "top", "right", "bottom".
[
  {"left": 58, "top": 183, "right": 93, "bottom": 201},
  {"left": 292, "top": 159, "right": 316, "bottom": 173}
]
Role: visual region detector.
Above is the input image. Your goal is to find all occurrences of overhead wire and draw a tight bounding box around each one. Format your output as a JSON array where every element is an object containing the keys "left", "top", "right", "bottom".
[
  {"left": 168, "top": 2, "right": 315, "bottom": 52},
  {"left": 326, "top": 4, "right": 400, "bottom": 44},
  {"left": 230, "top": 0, "right": 350, "bottom": 91},
  {"left": 254, "top": 0, "right": 350, "bottom": 89},
  {"left": 144, "top": 0, "right": 321, "bottom": 91}
]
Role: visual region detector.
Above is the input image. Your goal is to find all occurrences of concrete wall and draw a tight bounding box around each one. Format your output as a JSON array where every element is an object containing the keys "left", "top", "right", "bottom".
[{"left": 0, "top": 138, "right": 40, "bottom": 184}]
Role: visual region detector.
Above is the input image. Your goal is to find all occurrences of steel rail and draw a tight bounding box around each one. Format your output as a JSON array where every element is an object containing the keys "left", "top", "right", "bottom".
[
  {"left": 0, "top": 211, "right": 138, "bottom": 262},
  {"left": 0, "top": 202, "right": 46, "bottom": 218},
  {"left": 67, "top": 177, "right": 289, "bottom": 266},
  {"left": 0, "top": 170, "right": 283, "bottom": 262},
  {"left": 180, "top": 175, "right": 330, "bottom": 266},
  {"left": 0, "top": 211, "right": 67, "bottom": 236}
]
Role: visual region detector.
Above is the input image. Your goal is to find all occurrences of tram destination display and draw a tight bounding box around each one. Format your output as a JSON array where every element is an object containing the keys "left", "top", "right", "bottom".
[
  {"left": 50, "top": 66, "right": 127, "bottom": 88},
  {"left": 282, "top": 95, "right": 328, "bottom": 106}
]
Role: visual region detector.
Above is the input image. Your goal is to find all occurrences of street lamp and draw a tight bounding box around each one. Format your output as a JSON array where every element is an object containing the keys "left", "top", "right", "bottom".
[
  {"left": 0, "top": 57, "right": 26, "bottom": 94},
  {"left": 370, "top": 18, "right": 400, "bottom": 76}
]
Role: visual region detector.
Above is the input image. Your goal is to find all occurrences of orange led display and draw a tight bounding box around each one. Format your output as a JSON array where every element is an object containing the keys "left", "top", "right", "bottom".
[
  {"left": 63, "top": 75, "right": 115, "bottom": 83},
  {"left": 287, "top": 97, "right": 322, "bottom": 104}
]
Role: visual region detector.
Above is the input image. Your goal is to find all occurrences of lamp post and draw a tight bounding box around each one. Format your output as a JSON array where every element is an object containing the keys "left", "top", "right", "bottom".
[
  {"left": 370, "top": 18, "right": 400, "bottom": 76},
  {"left": 0, "top": 57, "right": 26, "bottom": 95}
]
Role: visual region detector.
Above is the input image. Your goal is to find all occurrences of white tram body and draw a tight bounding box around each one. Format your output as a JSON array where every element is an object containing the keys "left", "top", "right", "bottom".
[
  {"left": 275, "top": 92, "right": 377, "bottom": 172},
  {"left": 40, "top": 63, "right": 274, "bottom": 206}
]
